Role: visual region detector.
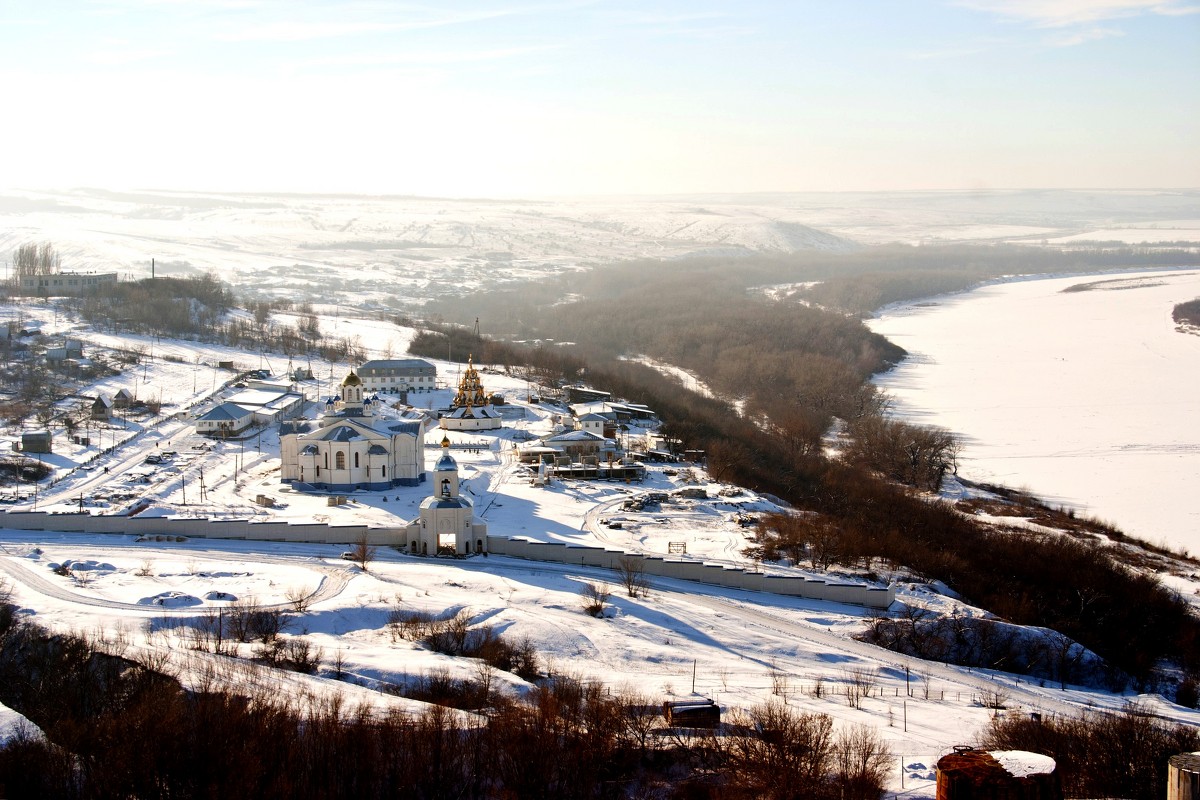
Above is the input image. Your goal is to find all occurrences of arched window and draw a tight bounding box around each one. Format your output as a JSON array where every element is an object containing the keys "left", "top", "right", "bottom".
[
  {"left": 382, "top": 465, "right": 386, "bottom": 478},
  {"left": 441, "top": 479, "right": 451, "bottom": 497},
  {"left": 335, "top": 451, "right": 346, "bottom": 470},
  {"left": 324, "top": 453, "right": 328, "bottom": 468},
  {"left": 353, "top": 452, "right": 360, "bottom": 469}
]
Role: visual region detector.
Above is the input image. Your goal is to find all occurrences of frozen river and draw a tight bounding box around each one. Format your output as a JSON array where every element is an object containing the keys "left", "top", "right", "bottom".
[{"left": 868, "top": 268, "right": 1200, "bottom": 555}]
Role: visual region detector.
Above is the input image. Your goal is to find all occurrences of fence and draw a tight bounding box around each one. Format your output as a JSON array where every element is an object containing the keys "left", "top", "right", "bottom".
[
  {"left": 0, "top": 513, "right": 895, "bottom": 609},
  {"left": 484, "top": 537, "right": 895, "bottom": 609}
]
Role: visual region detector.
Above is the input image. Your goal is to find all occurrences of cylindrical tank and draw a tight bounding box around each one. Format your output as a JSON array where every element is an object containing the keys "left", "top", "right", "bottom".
[
  {"left": 1169, "top": 753, "right": 1200, "bottom": 800},
  {"left": 936, "top": 746, "right": 1061, "bottom": 800}
]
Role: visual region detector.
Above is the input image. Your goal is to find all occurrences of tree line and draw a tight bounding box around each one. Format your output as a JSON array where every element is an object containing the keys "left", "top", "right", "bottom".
[
  {"left": 409, "top": 318, "right": 1200, "bottom": 689},
  {"left": 0, "top": 591, "right": 892, "bottom": 800},
  {"left": 63, "top": 276, "right": 366, "bottom": 364}
]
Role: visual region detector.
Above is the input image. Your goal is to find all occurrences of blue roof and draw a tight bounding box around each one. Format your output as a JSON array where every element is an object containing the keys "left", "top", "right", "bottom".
[
  {"left": 359, "top": 358, "right": 435, "bottom": 371},
  {"left": 198, "top": 402, "right": 251, "bottom": 422},
  {"left": 317, "top": 425, "right": 362, "bottom": 442}
]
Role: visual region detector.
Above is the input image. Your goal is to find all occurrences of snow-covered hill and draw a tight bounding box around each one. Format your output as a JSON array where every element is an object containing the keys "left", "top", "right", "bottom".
[
  {"left": 4, "top": 187, "right": 1197, "bottom": 312},
  {"left": 2, "top": 303, "right": 1199, "bottom": 798}
]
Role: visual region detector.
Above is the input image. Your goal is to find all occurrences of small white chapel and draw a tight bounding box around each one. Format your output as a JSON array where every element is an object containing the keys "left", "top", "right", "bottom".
[{"left": 403, "top": 436, "right": 488, "bottom": 555}]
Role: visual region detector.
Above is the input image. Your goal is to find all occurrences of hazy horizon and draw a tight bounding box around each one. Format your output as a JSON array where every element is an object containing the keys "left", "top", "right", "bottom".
[{"left": 2, "top": 0, "right": 1197, "bottom": 197}]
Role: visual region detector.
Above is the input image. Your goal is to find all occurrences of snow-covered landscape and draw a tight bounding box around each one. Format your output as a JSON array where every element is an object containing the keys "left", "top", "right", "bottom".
[
  {"left": 3, "top": 187, "right": 1198, "bottom": 310},
  {"left": 1, "top": 189, "right": 1199, "bottom": 797}
]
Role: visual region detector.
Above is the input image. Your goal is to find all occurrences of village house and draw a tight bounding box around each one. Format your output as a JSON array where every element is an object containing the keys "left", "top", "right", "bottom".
[
  {"left": 195, "top": 402, "right": 256, "bottom": 437},
  {"left": 19, "top": 271, "right": 118, "bottom": 295},
  {"left": 91, "top": 394, "right": 114, "bottom": 421},
  {"left": 356, "top": 358, "right": 436, "bottom": 395}
]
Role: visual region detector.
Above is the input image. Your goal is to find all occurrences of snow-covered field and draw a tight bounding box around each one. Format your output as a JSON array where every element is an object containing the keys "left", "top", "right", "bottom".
[
  {"left": 3, "top": 188, "right": 1198, "bottom": 314},
  {"left": 869, "top": 268, "right": 1200, "bottom": 555},
  {"left": 4, "top": 302, "right": 1198, "bottom": 796},
  {"left": 4, "top": 188, "right": 1200, "bottom": 794}
]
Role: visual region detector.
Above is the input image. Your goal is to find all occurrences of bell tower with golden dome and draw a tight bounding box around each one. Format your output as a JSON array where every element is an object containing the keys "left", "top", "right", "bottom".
[
  {"left": 451, "top": 355, "right": 489, "bottom": 410},
  {"left": 441, "top": 355, "right": 503, "bottom": 431}
]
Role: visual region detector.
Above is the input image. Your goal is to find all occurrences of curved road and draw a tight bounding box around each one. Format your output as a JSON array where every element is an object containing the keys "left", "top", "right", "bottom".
[{"left": 0, "top": 539, "right": 354, "bottom": 614}]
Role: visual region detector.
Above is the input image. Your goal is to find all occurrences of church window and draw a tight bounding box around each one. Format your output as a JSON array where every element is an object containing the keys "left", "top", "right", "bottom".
[
  {"left": 324, "top": 453, "right": 328, "bottom": 468},
  {"left": 382, "top": 465, "right": 386, "bottom": 478},
  {"left": 354, "top": 452, "right": 360, "bottom": 469},
  {"left": 441, "top": 479, "right": 451, "bottom": 497},
  {"left": 335, "top": 451, "right": 346, "bottom": 470}
]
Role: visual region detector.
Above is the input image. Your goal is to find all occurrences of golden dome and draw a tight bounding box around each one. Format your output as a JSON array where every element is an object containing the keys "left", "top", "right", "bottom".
[{"left": 342, "top": 371, "right": 362, "bottom": 387}]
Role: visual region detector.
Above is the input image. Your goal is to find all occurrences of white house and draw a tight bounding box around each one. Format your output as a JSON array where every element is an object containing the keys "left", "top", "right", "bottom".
[
  {"left": 357, "top": 358, "right": 437, "bottom": 395},
  {"left": 196, "top": 402, "right": 255, "bottom": 437}
]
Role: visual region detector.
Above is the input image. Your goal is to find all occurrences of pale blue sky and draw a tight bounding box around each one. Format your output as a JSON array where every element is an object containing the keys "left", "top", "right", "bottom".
[{"left": 1, "top": 0, "right": 1196, "bottom": 196}]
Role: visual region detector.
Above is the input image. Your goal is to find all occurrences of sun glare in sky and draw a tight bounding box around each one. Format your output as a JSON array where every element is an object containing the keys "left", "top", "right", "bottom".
[{"left": 1, "top": 0, "right": 1196, "bottom": 196}]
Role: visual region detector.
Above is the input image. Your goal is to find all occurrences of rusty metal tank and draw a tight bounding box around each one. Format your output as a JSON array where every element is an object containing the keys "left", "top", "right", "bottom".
[{"left": 936, "top": 746, "right": 1061, "bottom": 800}]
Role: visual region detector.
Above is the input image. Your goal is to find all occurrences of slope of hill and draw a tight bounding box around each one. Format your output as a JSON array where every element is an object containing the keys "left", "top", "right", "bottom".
[{"left": 0, "top": 304, "right": 1198, "bottom": 798}]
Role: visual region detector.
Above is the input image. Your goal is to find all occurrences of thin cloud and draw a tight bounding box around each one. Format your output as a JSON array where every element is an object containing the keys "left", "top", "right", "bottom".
[
  {"left": 1044, "top": 24, "right": 1125, "bottom": 45},
  {"left": 217, "top": 15, "right": 504, "bottom": 43},
  {"left": 955, "top": 0, "right": 1200, "bottom": 27},
  {"left": 301, "top": 44, "right": 564, "bottom": 68},
  {"left": 84, "top": 46, "right": 177, "bottom": 65},
  {"left": 908, "top": 44, "right": 995, "bottom": 59}
]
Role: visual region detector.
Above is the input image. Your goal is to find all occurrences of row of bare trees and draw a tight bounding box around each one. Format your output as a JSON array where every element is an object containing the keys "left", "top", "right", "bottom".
[
  {"left": 0, "top": 598, "right": 891, "bottom": 799},
  {"left": 11, "top": 242, "right": 60, "bottom": 279}
]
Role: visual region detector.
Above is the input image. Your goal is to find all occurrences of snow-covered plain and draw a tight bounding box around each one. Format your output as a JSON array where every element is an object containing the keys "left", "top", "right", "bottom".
[
  {"left": 3, "top": 188, "right": 1199, "bottom": 315},
  {"left": 869, "top": 268, "right": 1200, "bottom": 554},
  {"left": 5, "top": 304, "right": 1199, "bottom": 797},
  {"left": 4, "top": 188, "right": 1200, "bottom": 795}
]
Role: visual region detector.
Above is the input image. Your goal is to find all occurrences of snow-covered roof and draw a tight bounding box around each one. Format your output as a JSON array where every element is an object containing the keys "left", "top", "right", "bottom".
[
  {"left": 544, "top": 429, "right": 608, "bottom": 443},
  {"left": 316, "top": 425, "right": 362, "bottom": 442},
  {"left": 197, "top": 402, "right": 253, "bottom": 422},
  {"left": 444, "top": 404, "right": 500, "bottom": 419},
  {"left": 228, "top": 388, "right": 298, "bottom": 407},
  {"left": 420, "top": 495, "right": 471, "bottom": 510},
  {"left": 359, "top": 358, "right": 435, "bottom": 371}
]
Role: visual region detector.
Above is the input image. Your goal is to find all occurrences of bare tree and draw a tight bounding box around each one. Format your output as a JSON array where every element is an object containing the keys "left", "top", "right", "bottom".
[
  {"left": 579, "top": 581, "right": 611, "bottom": 617},
  {"left": 285, "top": 584, "right": 314, "bottom": 612},
  {"left": 845, "top": 414, "right": 960, "bottom": 491},
  {"left": 13, "top": 242, "right": 60, "bottom": 280},
  {"left": 616, "top": 556, "right": 650, "bottom": 598},
  {"left": 349, "top": 533, "right": 376, "bottom": 571}
]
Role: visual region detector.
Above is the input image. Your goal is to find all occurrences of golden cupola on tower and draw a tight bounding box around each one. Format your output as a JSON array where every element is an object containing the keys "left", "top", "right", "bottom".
[
  {"left": 451, "top": 355, "right": 490, "bottom": 409},
  {"left": 441, "top": 355, "right": 503, "bottom": 431}
]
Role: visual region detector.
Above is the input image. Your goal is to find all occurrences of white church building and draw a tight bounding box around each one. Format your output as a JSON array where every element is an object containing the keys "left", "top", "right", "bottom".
[
  {"left": 403, "top": 436, "right": 488, "bottom": 555},
  {"left": 279, "top": 371, "right": 426, "bottom": 491}
]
